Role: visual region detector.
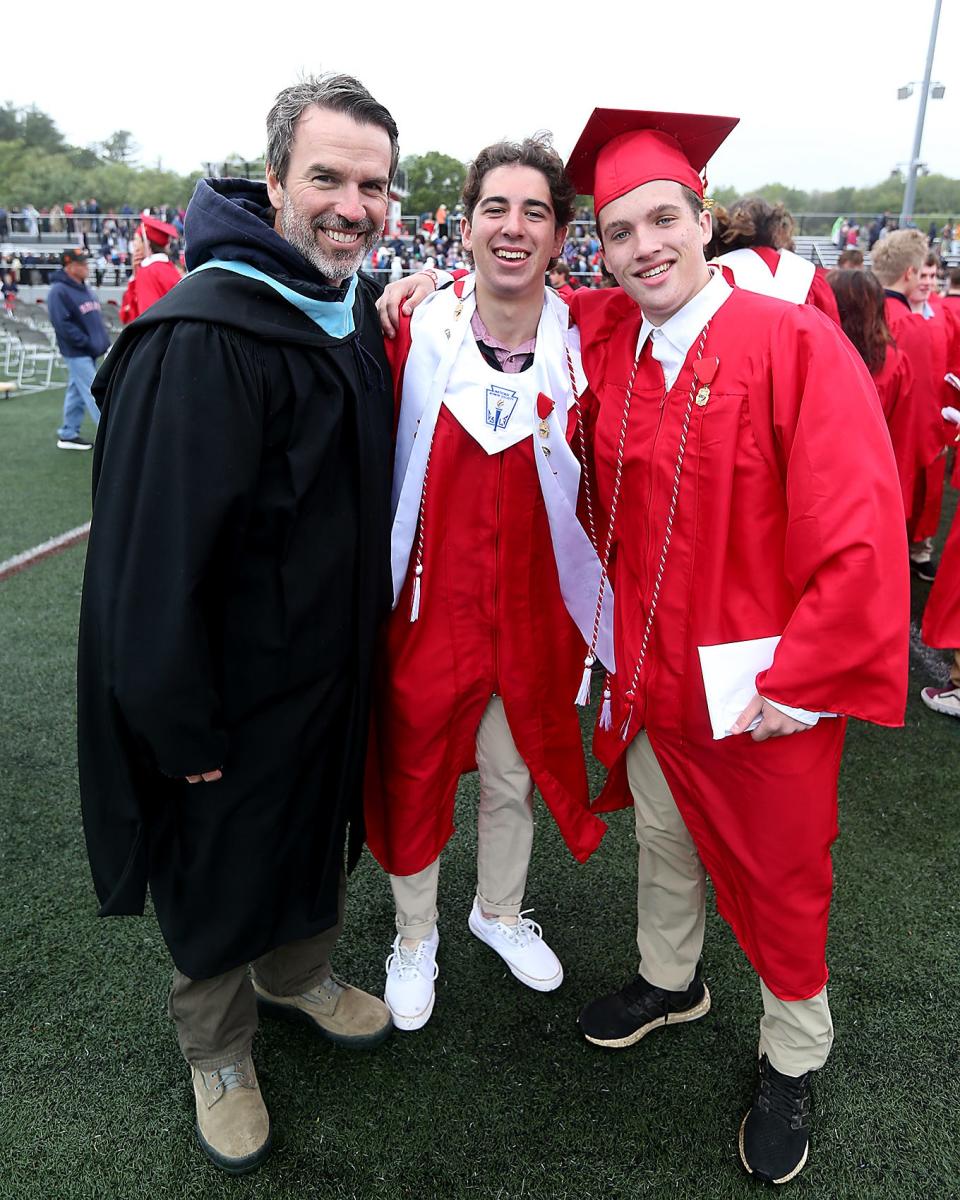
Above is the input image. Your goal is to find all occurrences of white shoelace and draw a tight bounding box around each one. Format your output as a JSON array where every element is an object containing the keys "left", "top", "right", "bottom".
[
  {"left": 489, "top": 909, "right": 543, "bottom": 948},
  {"left": 385, "top": 939, "right": 439, "bottom": 982}
]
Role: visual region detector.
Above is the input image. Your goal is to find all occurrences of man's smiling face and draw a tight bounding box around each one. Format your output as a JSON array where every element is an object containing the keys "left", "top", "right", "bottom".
[
  {"left": 461, "top": 165, "right": 567, "bottom": 304},
  {"left": 266, "top": 105, "right": 392, "bottom": 281},
  {"left": 599, "top": 179, "right": 712, "bottom": 324}
]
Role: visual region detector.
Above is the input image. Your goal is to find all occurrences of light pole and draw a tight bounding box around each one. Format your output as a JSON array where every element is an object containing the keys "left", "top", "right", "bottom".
[{"left": 898, "top": 0, "right": 944, "bottom": 227}]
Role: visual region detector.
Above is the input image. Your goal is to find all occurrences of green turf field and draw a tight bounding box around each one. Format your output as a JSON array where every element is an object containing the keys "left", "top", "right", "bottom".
[{"left": 1, "top": 386, "right": 958, "bottom": 1199}]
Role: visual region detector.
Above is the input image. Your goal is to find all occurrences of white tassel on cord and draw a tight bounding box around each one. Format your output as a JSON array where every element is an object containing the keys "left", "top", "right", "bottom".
[
  {"left": 599, "top": 686, "right": 613, "bottom": 731},
  {"left": 575, "top": 655, "right": 595, "bottom": 706},
  {"left": 410, "top": 565, "right": 423, "bottom": 622}
]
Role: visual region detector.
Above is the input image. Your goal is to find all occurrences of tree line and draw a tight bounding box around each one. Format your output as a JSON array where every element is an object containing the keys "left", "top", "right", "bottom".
[{"left": 2, "top": 104, "right": 959, "bottom": 224}]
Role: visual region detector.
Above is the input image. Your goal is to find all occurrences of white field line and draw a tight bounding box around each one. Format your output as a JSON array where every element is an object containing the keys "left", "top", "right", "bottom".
[{"left": 0, "top": 522, "right": 91, "bottom": 582}]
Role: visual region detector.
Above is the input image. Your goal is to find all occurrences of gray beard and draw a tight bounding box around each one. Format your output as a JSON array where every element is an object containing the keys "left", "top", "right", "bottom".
[{"left": 280, "top": 192, "right": 380, "bottom": 282}]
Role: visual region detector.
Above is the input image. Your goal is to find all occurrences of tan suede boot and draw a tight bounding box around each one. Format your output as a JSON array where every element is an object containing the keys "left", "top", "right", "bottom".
[
  {"left": 191, "top": 1054, "right": 271, "bottom": 1174},
  {"left": 253, "top": 976, "right": 391, "bottom": 1048}
]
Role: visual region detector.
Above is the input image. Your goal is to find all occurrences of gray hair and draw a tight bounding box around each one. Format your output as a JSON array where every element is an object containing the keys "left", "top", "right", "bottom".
[{"left": 266, "top": 73, "right": 400, "bottom": 186}]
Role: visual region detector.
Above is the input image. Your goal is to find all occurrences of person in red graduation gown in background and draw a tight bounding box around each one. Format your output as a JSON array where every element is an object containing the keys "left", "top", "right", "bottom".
[
  {"left": 365, "top": 137, "right": 611, "bottom": 1034},
  {"left": 710, "top": 195, "right": 841, "bottom": 323},
  {"left": 119, "top": 215, "right": 182, "bottom": 324},
  {"left": 827, "top": 265, "right": 917, "bottom": 517},
  {"left": 942, "top": 266, "right": 960, "bottom": 489},
  {"left": 559, "top": 109, "right": 908, "bottom": 1185},
  {"left": 921, "top": 496, "right": 960, "bottom": 717},
  {"left": 873, "top": 232, "right": 952, "bottom": 579}
]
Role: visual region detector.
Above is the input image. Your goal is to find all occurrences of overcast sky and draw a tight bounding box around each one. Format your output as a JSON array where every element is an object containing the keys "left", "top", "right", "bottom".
[{"left": 5, "top": 0, "right": 957, "bottom": 195}]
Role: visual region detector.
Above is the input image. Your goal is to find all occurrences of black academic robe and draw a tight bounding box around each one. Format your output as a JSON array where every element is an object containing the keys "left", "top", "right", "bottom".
[{"left": 78, "top": 267, "right": 393, "bottom": 979}]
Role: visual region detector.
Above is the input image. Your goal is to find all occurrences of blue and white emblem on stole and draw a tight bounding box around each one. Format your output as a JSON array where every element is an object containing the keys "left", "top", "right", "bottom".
[{"left": 485, "top": 384, "right": 519, "bottom": 432}]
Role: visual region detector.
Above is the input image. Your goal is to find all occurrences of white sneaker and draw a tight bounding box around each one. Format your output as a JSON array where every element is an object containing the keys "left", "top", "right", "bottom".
[
  {"left": 467, "top": 898, "right": 563, "bottom": 992},
  {"left": 920, "top": 685, "right": 960, "bottom": 718},
  {"left": 384, "top": 928, "right": 440, "bottom": 1031}
]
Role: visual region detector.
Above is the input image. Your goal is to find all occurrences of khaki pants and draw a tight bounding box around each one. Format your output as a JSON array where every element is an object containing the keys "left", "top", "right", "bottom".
[
  {"left": 168, "top": 873, "right": 345, "bottom": 1068},
  {"left": 390, "top": 696, "right": 534, "bottom": 940},
  {"left": 628, "top": 732, "right": 834, "bottom": 1076}
]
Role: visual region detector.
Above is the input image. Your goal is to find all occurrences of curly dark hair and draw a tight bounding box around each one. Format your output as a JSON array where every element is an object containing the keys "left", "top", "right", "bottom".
[
  {"left": 715, "top": 196, "right": 795, "bottom": 251},
  {"left": 827, "top": 268, "right": 892, "bottom": 376},
  {"left": 461, "top": 134, "right": 575, "bottom": 230}
]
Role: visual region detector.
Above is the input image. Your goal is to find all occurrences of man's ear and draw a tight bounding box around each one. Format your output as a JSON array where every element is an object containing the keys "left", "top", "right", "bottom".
[
  {"left": 699, "top": 207, "right": 713, "bottom": 248},
  {"left": 266, "top": 164, "right": 283, "bottom": 214}
]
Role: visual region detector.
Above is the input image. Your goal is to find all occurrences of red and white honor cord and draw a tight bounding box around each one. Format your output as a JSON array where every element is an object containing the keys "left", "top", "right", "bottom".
[{"left": 409, "top": 428, "right": 436, "bottom": 622}]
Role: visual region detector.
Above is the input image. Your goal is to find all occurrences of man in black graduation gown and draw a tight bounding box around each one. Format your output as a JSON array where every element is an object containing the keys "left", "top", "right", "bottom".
[{"left": 78, "top": 74, "right": 398, "bottom": 1174}]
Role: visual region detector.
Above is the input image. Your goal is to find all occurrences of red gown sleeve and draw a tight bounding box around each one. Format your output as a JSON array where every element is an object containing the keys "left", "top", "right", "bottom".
[
  {"left": 119, "top": 278, "right": 139, "bottom": 324},
  {"left": 751, "top": 306, "right": 910, "bottom": 726},
  {"left": 806, "top": 269, "right": 841, "bottom": 324}
]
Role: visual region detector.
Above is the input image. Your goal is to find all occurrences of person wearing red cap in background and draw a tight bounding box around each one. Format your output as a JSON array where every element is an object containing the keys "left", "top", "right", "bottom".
[
  {"left": 365, "top": 136, "right": 611, "bottom": 1033},
  {"left": 709, "top": 196, "right": 841, "bottom": 323},
  {"left": 376, "top": 108, "right": 909, "bottom": 1183},
  {"left": 558, "top": 109, "right": 907, "bottom": 1185},
  {"left": 873, "top": 232, "right": 956, "bottom": 581},
  {"left": 119, "top": 215, "right": 183, "bottom": 323}
]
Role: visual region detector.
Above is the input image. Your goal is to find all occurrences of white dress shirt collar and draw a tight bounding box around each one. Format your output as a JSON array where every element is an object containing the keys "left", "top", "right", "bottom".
[{"left": 635, "top": 267, "right": 733, "bottom": 391}]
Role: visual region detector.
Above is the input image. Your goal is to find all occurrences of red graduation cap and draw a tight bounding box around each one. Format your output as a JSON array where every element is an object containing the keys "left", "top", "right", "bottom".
[
  {"left": 566, "top": 109, "right": 740, "bottom": 214},
  {"left": 140, "top": 215, "right": 178, "bottom": 247}
]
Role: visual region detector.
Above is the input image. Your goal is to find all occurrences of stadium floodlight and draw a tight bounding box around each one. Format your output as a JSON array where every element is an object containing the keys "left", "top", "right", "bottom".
[
  {"left": 897, "top": 85, "right": 914, "bottom": 100},
  {"left": 931, "top": 83, "right": 946, "bottom": 99}
]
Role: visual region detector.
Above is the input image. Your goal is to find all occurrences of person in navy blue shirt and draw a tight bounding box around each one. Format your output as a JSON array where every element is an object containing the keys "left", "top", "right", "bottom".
[{"left": 47, "top": 248, "right": 110, "bottom": 449}]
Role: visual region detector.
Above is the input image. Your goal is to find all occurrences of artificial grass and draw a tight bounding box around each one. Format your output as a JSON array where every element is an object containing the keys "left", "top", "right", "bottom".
[
  {"left": 1, "top": 440, "right": 958, "bottom": 1197},
  {"left": 0, "top": 383, "right": 94, "bottom": 561}
]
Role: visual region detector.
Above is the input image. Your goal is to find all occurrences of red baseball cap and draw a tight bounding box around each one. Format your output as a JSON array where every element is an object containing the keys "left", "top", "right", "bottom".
[{"left": 566, "top": 108, "right": 740, "bottom": 214}]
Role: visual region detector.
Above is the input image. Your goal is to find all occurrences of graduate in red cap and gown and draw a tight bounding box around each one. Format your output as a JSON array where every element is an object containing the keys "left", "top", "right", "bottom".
[
  {"left": 364, "top": 137, "right": 611, "bottom": 1033},
  {"left": 557, "top": 108, "right": 908, "bottom": 1185},
  {"left": 120, "top": 215, "right": 182, "bottom": 323},
  {"left": 710, "top": 195, "right": 841, "bottom": 322}
]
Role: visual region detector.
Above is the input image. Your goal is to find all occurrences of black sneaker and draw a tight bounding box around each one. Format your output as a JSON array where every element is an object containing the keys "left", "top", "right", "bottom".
[
  {"left": 56, "top": 435, "right": 93, "bottom": 451},
  {"left": 738, "top": 1054, "right": 812, "bottom": 1185},
  {"left": 910, "top": 556, "right": 938, "bottom": 581},
  {"left": 577, "top": 962, "right": 711, "bottom": 1048}
]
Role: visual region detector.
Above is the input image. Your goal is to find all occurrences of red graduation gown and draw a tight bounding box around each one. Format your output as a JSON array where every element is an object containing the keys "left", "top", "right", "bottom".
[
  {"left": 944, "top": 297, "right": 960, "bottom": 489},
  {"left": 922, "top": 504, "right": 960, "bottom": 649},
  {"left": 570, "top": 285, "right": 908, "bottom": 1001},
  {"left": 872, "top": 343, "right": 916, "bottom": 519},
  {"left": 120, "top": 258, "right": 182, "bottom": 324},
  {"left": 884, "top": 296, "right": 949, "bottom": 537},
  {"left": 364, "top": 314, "right": 607, "bottom": 877}
]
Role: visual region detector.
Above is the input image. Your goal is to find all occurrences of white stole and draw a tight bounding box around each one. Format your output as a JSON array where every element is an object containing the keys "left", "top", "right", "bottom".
[
  {"left": 714, "top": 247, "right": 815, "bottom": 304},
  {"left": 391, "top": 276, "right": 615, "bottom": 671}
]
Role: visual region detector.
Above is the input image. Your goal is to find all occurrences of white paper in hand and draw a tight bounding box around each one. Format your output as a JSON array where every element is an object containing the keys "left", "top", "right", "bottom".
[
  {"left": 698, "top": 637, "right": 781, "bottom": 740},
  {"left": 698, "top": 637, "right": 838, "bottom": 739}
]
